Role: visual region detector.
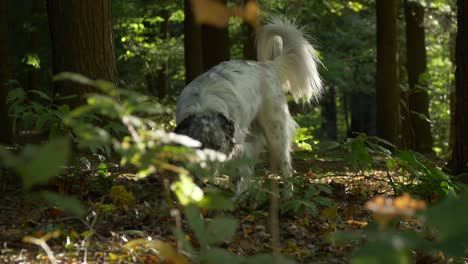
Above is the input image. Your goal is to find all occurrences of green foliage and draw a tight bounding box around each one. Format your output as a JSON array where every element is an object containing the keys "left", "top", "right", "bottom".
[
  {"left": 319, "top": 134, "right": 459, "bottom": 199},
  {"left": 0, "top": 137, "right": 85, "bottom": 216},
  {"left": 388, "top": 151, "right": 458, "bottom": 198},
  {"left": 7, "top": 84, "right": 72, "bottom": 141},
  {"left": 426, "top": 196, "right": 468, "bottom": 257},
  {"left": 0, "top": 137, "right": 70, "bottom": 190},
  {"left": 175, "top": 204, "right": 295, "bottom": 264},
  {"left": 281, "top": 179, "right": 333, "bottom": 217},
  {"left": 113, "top": 0, "right": 185, "bottom": 93},
  {"left": 332, "top": 195, "right": 468, "bottom": 263},
  {"left": 237, "top": 175, "right": 333, "bottom": 218}
]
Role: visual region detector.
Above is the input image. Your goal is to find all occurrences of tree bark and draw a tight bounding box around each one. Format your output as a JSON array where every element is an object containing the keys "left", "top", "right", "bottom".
[
  {"left": 201, "top": 0, "right": 230, "bottom": 71},
  {"left": 156, "top": 9, "right": 169, "bottom": 99},
  {"left": 184, "top": 0, "right": 203, "bottom": 84},
  {"left": 46, "top": 0, "right": 117, "bottom": 108},
  {"left": 0, "top": 0, "right": 12, "bottom": 143},
  {"left": 321, "top": 87, "right": 337, "bottom": 140},
  {"left": 376, "top": 0, "right": 400, "bottom": 146},
  {"left": 349, "top": 92, "right": 376, "bottom": 137},
  {"left": 25, "top": 0, "right": 41, "bottom": 92},
  {"left": 402, "top": 1, "right": 433, "bottom": 153},
  {"left": 449, "top": 0, "right": 468, "bottom": 174},
  {"left": 243, "top": 0, "right": 257, "bottom": 60}
]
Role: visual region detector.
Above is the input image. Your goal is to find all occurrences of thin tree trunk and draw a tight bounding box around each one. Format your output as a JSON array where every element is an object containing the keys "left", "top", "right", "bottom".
[
  {"left": 47, "top": 0, "right": 117, "bottom": 108},
  {"left": 321, "top": 87, "right": 337, "bottom": 140},
  {"left": 25, "top": 0, "right": 41, "bottom": 92},
  {"left": 184, "top": 0, "right": 203, "bottom": 84},
  {"left": 448, "top": 32, "right": 456, "bottom": 154},
  {"left": 0, "top": 0, "right": 11, "bottom": 143},
  {"left": 376, "top": 0, "right": 400, "bottom": 146},
  {"left": 243, "top": 0, "right": 256, "bottom": 60},
  {"left": 201, "top": 0, "right": 230, "bottom": 71},
  {"left": 403, "top": 1, "right": 433, "bottom": 153},
  {"left": 156, "top": 9, "right": 169, "bottom": 99},
  {"left": 349, "top": 92, "right": 376, "bottom": 136},
  {"left": 449, "top": 0, "right": 468, "bottom": 175}
]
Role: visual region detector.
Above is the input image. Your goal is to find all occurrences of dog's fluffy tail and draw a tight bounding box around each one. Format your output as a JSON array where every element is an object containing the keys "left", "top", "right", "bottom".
[{"left": 256, "top": 17, "right": 323, "bottom": 102}]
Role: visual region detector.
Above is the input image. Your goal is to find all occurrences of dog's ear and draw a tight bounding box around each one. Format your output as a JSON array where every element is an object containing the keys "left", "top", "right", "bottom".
[{"left": 217, "top": 113, "right": 235, "bottom": 139}]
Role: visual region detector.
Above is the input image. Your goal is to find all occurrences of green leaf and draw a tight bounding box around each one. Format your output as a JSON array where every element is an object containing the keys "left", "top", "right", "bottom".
[
  {"left": 0, "top": 147, "right": 21, "bottom": 168},
  {"left": 1, "top": 138, "right": 70, "bottom": 189},
  {"left": 6, "top": 88, "right": 26, "bottom": 104},
  {"left": 197, "top": 190, "right": 234, "bottom": 210},
  {"left": 41, "top": 191, "right": 86, "bottom": 216},
  {"left": 200, "top": 247, "right": 243, "bottom": 264},
  {"left": 426, "top": 196, "right": 468, "bottom": 257},
  {"left": 172, "top": 174, "right": 204, "bottom": 206},
  {"left": 172, "top": 228, "right": 196, "bottom": 256},
  {"left": 53, "top": 72, "right": 95, "bottom": 86},
  {"left": 28, "top": 90, "right": 52, "bottom": 102},
  {"left": 205, "top": 217, "right": 238, "bottom": 245},
  {"left": 184, "top": 205, "right": 207, "bottom": 248}
]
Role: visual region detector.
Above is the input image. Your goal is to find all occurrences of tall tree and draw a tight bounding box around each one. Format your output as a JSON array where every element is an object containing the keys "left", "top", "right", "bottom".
[
  {"left": 376, "top": 0, "right": 400, "bottom": 145},
  {"left": 201, "top": 0, "right": 230, "bottom": 71},
  {"left": 243, "top": 0, "right": 257, "bottom": 60},
  {"left": 24, "top": 0, "right": 41, "bottom": 91},
  {"left": 184, "top": 0, "right": 203, "bottom": 84},
  {"left": 156, "top": 9, "right": 169, "bottom": 99},
  {"left": 321, "top": 87, "right": 337, "bottom": 140},
  {"left": 402, "top": 1, "right": 433, "bottom": 153},
  {"left": 349, "top": 92, "right": 376, "bottom": 136},
  {"left": 0, "top": 0, "right": 11, "bottom": 143},
  {"left": 46, "top": 0, "right": 117, "bottom": 108},
  {"left": 449, "top": 0, "right": 468, "bottom": 174}
]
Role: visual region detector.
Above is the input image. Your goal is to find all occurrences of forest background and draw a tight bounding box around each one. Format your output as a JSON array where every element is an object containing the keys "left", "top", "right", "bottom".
[{"left": 0, "top": 0, "right": 467, "bottom": 263}]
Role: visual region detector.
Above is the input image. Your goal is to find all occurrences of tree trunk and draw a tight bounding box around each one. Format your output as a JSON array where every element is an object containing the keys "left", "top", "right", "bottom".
[
  {"left": 349, "top": 92, "right": 376, "bottom": 136},
  {"left": 184, "top": 0, "right": 203, "bottom": 84},
  {"left": 0, "top": 0, "right": 11, "bottom": 143},
  {"left": 321, "top": 87, "right": 337, "bottom": 140},
  {"left": 25, "top": 0, "right": 41, "bottom": 92},
  {"left": 243, "top": 0, "right": 257, "bottom": 60},
  {"left": 201, "top": 0, "right": 230, "bottom": 71},
  {"left": 376, "top": 0, "right": 400, "bottom": 146},
  {"left": 449, "top": 0, "right": 468, "bottom": 175},
  {"left": 402, "top": 1, "right": 433, "bottom": 153},
  {"left": 46, "top": 0, "right": 117, "bottom": 108},
  {"left": 156, "top": 9, "right": 169, "bottom": 99}
]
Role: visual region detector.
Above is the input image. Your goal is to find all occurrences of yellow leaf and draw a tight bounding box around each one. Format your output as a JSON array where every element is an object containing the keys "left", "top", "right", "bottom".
[
  {"left": 191, "top": 0, "right": 232, "bottom": 28},
  {"left": 124, "top": 239, "right": 190, "bottom": 264},
  {"left": 108, "top": 252, "right": 119, "bottom": 261},
  {"left": 321, "top": 205, "right": 338, "bottom": 222},
  {"left": 190, "top": 0, "right": 259, "bottom": 29}
]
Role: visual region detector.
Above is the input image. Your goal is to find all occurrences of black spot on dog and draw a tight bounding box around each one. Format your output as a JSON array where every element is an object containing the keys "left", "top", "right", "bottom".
[{"left": 174, "top": 112, "right": 235, "bottom": 154}]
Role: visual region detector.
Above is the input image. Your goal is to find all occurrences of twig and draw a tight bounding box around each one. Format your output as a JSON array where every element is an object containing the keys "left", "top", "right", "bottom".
[
  {"left": 163, "top": 179, "right": 183, "bottom": 252},
  {"left": 385, "top": 170, "right": 398, "bottom": 195},
  {"left": 122, "top": 117, "right": 145, "bottom": 150},
  {"left": 269, "top": 178, "right": 280, "bottom": 257},
  {"left": 81, "top": 211, "right": 98, "bottom": 264},
  {"left": 23, "top": 233, "right": 59, "bottom": 264}
]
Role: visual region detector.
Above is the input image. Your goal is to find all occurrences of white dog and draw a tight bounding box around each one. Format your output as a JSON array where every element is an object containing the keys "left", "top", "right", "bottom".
[{"left": 174, "top": 18, "right": 323, "bottom": 192}]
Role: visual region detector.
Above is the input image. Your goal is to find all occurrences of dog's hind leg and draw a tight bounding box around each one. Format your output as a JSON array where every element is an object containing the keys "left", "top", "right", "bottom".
[{"left": 257, "top": 102, "right": 297, "bottom": 178}]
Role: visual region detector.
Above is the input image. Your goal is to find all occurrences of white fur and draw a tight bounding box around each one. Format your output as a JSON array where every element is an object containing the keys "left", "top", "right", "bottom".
[{"left": 176, "top": 18, "right": 322, "bottom": 193}]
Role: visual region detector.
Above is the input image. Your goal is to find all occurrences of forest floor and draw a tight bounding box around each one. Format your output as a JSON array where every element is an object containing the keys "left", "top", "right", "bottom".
[{"left": 0, "top": 152, "right": 423, "bottom": 264}]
